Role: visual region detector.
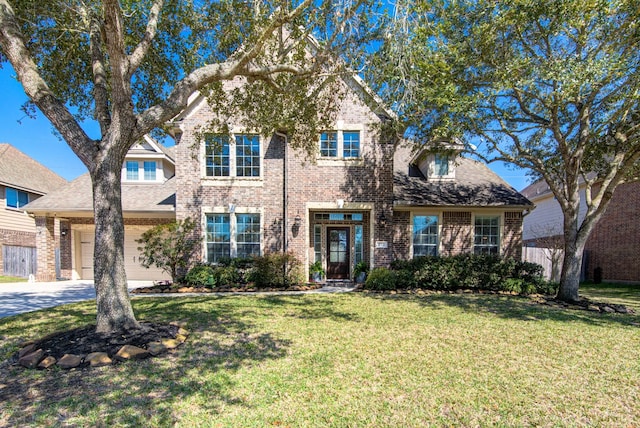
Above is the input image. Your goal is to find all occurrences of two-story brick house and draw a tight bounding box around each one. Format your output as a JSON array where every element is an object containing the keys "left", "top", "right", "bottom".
[{"left": 25, "top": 74, "right": 532, "bottom": 282}]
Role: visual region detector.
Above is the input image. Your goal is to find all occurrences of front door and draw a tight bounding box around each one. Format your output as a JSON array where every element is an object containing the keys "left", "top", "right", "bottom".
[{"left": 327, "top": 227, "right": 350, "bottom": 279}]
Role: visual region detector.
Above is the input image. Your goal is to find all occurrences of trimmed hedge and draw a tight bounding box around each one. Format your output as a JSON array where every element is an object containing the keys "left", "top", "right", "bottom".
[{"left": 365, "top": 254, "right": 556, "bottom": 295}]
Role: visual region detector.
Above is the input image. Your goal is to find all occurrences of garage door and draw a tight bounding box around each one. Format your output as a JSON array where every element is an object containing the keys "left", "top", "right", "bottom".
[{"left": 79, "top": 229, "right": 169, "bottom": 281}]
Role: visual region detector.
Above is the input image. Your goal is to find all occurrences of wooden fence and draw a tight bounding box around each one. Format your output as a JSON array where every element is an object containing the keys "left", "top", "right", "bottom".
[
  {"left": 522, "top": 246, "right": 563, "bottom": 282},
  {"left": 3, "top": 245, "right": 37, "bottom": 278}
]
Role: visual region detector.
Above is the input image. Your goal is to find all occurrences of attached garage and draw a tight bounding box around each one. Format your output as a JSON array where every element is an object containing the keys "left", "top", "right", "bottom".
[{"left": 77, "top": 226, "right": 169, "bottom": 281}]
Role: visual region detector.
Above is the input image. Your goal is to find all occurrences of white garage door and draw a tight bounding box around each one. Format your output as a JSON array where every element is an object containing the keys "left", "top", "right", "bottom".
[{"left": 79, "top": 228, "right": 169, "bottom": 281}]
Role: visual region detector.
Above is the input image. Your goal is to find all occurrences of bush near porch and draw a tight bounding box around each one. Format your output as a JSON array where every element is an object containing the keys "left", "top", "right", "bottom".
[{"left": 364, "top": 254, "right": 555, "bottom": 295}]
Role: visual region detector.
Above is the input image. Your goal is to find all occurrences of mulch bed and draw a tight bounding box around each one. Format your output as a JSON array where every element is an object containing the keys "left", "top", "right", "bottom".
[{"left": 132, "top": 283, "right": 323, "bottom": 294}]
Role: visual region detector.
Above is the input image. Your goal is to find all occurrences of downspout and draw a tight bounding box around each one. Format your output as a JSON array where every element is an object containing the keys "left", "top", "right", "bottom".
[{"left": 275, "top": 131, "right": 288, "bottom": 252}]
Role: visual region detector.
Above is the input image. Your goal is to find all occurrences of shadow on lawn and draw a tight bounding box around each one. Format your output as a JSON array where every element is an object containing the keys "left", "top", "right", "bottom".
[
  {"left": 361, "top": 292, "right": 640, "bottom": 327},
  {"left": 0, "top": 296, "right": 293, "bottom": 427}
]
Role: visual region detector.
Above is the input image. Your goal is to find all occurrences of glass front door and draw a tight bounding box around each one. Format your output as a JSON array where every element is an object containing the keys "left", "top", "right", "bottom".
[{"left": 327, "top": 227, "right": 350, "bottom": 279}]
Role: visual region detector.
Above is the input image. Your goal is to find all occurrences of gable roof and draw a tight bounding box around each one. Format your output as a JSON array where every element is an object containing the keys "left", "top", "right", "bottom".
[
  {"left": 128, "top": 135, "right": 176, "bottom": 163},
  {"left": 0, "top": 144, "right": 67, "bottom": 195},
  {"left": 394, "top": 157, "right": 533, "bottom": 208},
  {"left": 24, "top": 174, "right": 176, "bottom": 217}
]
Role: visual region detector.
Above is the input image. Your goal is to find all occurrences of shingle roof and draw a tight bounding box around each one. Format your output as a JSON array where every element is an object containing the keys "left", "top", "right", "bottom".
[
  {"left": 24, "top": 174, "right": 176, "bottom": 215},
  {"left": 394, "top": 157, "right": 533, "bottom": 208},
  {"left": 0, "top": 144, "right": 67, "bottom": 194}
]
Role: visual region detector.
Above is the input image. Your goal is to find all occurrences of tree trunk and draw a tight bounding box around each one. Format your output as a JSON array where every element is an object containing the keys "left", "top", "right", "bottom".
[
  {"left": 91, "top": 153, "right": 139, "bottom": 333},
  {"left": 556, "top": 238, "right": 586, "bottom": 302}
]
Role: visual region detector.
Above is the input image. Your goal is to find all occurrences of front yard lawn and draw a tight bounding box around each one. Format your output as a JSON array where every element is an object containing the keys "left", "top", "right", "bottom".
[{"left": 1, "top": 291, "right": 638, "bottom": 426}]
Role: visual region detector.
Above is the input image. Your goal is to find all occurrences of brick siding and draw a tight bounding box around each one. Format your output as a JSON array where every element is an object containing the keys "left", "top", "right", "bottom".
[
  {"left": 441, "top": 211, "right": 472, "bottom": 256},
  {"left": 584, "top": 181, "right": 640, "bottom": 282}
]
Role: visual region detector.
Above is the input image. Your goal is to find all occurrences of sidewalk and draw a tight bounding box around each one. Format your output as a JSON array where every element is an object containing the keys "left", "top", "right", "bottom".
[{"left": 0, "top": 280, "right": 153, "bottom": 319}]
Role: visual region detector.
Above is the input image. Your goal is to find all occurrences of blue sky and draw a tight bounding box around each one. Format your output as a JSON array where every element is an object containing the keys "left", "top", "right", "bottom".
[{"left": 0, "top": 65, "right": 531, "bottom": 190}]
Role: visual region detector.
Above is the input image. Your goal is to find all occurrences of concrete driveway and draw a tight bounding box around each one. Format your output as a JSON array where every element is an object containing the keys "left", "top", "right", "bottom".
[{"left": 0, "top": 280, "right": 153, "bottom": 319}]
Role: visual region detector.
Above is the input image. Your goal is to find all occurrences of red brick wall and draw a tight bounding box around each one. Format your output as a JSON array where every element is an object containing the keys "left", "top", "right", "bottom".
[
  {"left": 441, "top": 211, "right": 472, "bottom": 256},
  {"left": 585, "top": 181, "right": 640, "bottom": 282},
  {"left": 175, "top": 79, "right": 395, "bottom": 269},
  {"left": 503, "top": 211, "right": 524, "bottom": 259}
]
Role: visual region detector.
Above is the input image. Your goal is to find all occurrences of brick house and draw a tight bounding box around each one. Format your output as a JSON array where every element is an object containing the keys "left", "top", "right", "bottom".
[
  {"left": 0, "top": 144, "right": 67, "bottom": 278},
  {"left": 522, "top": 179, "right": 640, "bottom": 283},
  {"left": 25, "top": 75, "right": 532, "bottom": 282}
]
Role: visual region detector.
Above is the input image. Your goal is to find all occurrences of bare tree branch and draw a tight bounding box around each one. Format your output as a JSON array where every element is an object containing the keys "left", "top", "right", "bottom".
[{"left": 128, "top": 0, "right": 163, "bottom": 73}]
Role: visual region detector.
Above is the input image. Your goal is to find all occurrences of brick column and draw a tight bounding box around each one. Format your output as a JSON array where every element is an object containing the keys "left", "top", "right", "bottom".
[
  {"left": 441, "top": 211, "right": 472, "bottom": 256},
  {"left": 35, "top": 216, "right": 57, "bottom": 282},
  {"left": 503, "top": 211, "right": 524, "bottom": 259}
]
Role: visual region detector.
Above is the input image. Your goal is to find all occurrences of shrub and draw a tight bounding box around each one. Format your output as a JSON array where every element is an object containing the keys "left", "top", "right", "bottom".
[
  {"left": 249, "top": 252, "right": 303, "bottom": 288},
  {"left": 185, "top": 264, "right": 217, "bottom": 287},
  {"left": 364, "top": 267, "right": 397, "bottom": 290}
]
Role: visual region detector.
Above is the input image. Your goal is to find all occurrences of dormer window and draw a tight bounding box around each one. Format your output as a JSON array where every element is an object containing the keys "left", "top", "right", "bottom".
[
  {"left": 6, "top": 187, "right": 29, "bottom": 209},
  {"left": 434, "top": 154, "right": 449, "bottom": 176},
  {"left": 124, "top": 160, "right": 158, "bottom": 182}
]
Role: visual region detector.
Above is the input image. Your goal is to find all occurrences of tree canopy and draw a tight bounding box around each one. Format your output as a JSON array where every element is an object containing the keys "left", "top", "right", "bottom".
[
  {"left": 372, "top": 0, "right": 640, "bottom": 300},
  {"left": 0, "top": 0, "right": 381, "bottom": 332}
]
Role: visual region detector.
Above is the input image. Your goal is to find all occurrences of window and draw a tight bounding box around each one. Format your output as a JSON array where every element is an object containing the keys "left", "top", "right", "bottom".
[
  {"left": 205, "top": 134, "right": 260, "bottom": 178},
  {"left": 206, "top": 214, "right": 231, "bottom": 263},
  {"left": 144, "top": 161, "right": 156, "bottom": 181},
  {"left": 126, "top": 161, "right": 139, "bottom": 181},
  {"left": 319, "top": 130, "right": 361, "bottom": 159},
  {"left": 413, "top": 215, "right": 439, "bottom": 257},
  {"left": 320, "top": 132, "right": 338, "bottom": 157},
  {"left": 236, "top": 214, "right": 261, "bottom": 258},
  {"left": 474, "top": 216, "right": 500, "bottom": 255},
  {"left": 236, "top": 135, "right": 260, "bottom": 177},
  {"left": 205, "top": 135, "right": 230, "bottom": 177},
  {"left": 343, "top": 132, "right": 360, "bottom": 158},
  {"left": 206, "top": 213, "right": 262, "bottom": 262},
  {"left": 6, "top": 187, "right": 28, "bottom": 209},
  {"left": 434, "top": 154, "right": 449, "bottom": 176},
  {"left": 354, "top": 225, "right": 364, "bottom": 264},
  {"left": 314, "top": 225, "right": 322, "bottom": 263}
]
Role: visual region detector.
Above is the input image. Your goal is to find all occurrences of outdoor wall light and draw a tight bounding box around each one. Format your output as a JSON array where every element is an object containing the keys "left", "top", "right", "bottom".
[
  {"left": 378, "top": 211, "right": 387, "bottom": 226},
  {"left": 294, "top": 215, "right": 302, "bottom": 227}
]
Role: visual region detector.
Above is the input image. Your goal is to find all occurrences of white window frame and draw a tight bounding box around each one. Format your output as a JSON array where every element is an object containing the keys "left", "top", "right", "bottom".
[
  {"left": 473, "top": 213, "right": 502, "bottom": 255},
  {"left": 203, "top": 133, "right": 263, "bottom": 185},
  {"left": 410, "top": 212, "right": 441, "bottom": 258},
  {"left": 5, "top": 187, "right": 29, "bottom": 209},
  {"left": 428, "top": 154, "right": 455, "bottom": 181},
  {"left": 317, "top": 122, "right": 365, "bottom": 165},
  {"left": 203, "top": 207, "right": 263, "bottom": 262},
  {"left": 123, "top": 160, "right": 161, "bottom": 182}
]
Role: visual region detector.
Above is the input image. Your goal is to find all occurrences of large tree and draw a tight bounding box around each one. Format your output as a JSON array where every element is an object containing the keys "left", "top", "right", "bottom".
[
  {"left": 0, "top": 0, "right": 378, "bottom": 332},
  {"left": 372, "top": 0, "right": 640, "bottom": 302}
]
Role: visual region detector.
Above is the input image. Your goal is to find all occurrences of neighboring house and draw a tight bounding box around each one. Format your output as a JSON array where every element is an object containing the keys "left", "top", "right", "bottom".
[
  {"left": 522, "top": 179, "right": 640, "bottom": 283},
  {"left": 0, "top": 143, "right": 67, "bottom": 277},
  {"left": 24, "top": 136, "right": 176, "bottom": 281},
  {"left": 27, "top": 76, "right": 532, "bottom": 282}
]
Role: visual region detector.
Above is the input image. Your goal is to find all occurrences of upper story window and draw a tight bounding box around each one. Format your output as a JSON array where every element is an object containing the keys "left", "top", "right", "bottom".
[
  {"left": 6, "top": 187, "right": 29, "bottom": 209},
  {"left": 320, "top": 132, "right": 338, "bottom": 157},
  {"left": 474, "top": 216, "right": 500, "bottom": 255},
  {"left": 144, "top": 161, "right": 157, "bottom": 181},
  {"left": 319, "top": 130, "right": 361, "bottom": 159},
  {"left": 124, "top": 160, "right": 157, "bottom": 182},
  {"left": 434, "top": 154, "right": 449, "bottom": 176},
  {"left": 205, "top": 134, "right": 260, "bottom": 178},
  {"left": 413, "top": 215, "right": 439, "bottom": 257}
]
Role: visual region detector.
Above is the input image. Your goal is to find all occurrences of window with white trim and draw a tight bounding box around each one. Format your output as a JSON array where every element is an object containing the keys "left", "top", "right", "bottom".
[
  {"left": 144, "top": 161, "right": 157, "bottom": 181},
  {"left": 205, "top": 134, "right": 260, "bottom": 178},
  {"left": 206, "top": 213, "right": 262, "bottom": 262},
  {"left": 124, "top": 160, "right": 158, "bottom": 181},
  {"left": 413, "top": 215, "right": 439, "bottom": 257},
  {"left": 474, "top": 216, "right": 500, "bottom": 255},
  {"left": 6, "top": 187, "right": 29, "bottom": 209},
  {"left": 319, "top": 130, "right": 361, "bottom": 159},
  {"left": 434, "top": 154, "right": 449, "bottom": 176},
  {"left": 126, "top": 161, "right": 139, "bottom": 181}
]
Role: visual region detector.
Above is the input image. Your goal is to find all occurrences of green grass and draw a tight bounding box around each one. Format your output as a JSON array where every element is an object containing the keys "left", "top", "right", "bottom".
[
  {"left": 1, "top": 291, "right": 639, "bottom": 427},
  {"left": 581, "top": 282, "right": 640, "bottom": 311},
  {"left": 0, "top": 275, "right": 27, "bottom": 283}
]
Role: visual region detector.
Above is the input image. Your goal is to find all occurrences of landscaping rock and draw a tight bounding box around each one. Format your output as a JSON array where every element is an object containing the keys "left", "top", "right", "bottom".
[
  {"left": 175, "top": 334, "right": 187, "bottom": 343},
  {"left": 38, "top": 356, "right": 57, "bottom": 369},
  {"left": 602, "top": 306, "right": 616, "bottom": 313},
  {"left": 18, "top": 344, "right": 37, "bottom": 359},
  {"left": 19, "top": 349, "right": 44, "bottom": 368},
  {"left": 587, "top": 305, "right": 601, "bottom": 312},
  {"left": 86, "top": 352, "right": 112, "bottom": 367},
  {"left": 57, "top": 354, "right": 82, "bottom": 369},
  {"left": 147, "top": 342, "right": 167, "bottom": 356},
  {"left": 170, "top": 320, "right": 188, "bottom": 328},
  {"left": 160, "top": 338, "right": 181, "bottom": 349},
  {"left": 115, "top": 345, "right": 149, "bottom": 361},
  {"left": 177, "top": 327, "right": 190, "bottom": 337}
]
